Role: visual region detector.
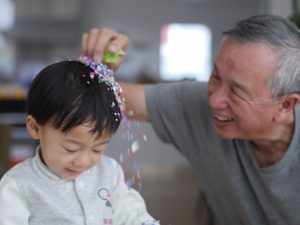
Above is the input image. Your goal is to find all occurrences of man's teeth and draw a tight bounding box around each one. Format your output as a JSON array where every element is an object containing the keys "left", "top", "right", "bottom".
[{"left": 214, "top": 114, "right": 234, "bottom": 122}]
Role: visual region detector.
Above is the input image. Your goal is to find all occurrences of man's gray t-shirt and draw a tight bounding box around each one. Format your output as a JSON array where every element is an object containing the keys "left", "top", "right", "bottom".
[{"left": 145, "top": 81, "right": 300, "bottom": 225}]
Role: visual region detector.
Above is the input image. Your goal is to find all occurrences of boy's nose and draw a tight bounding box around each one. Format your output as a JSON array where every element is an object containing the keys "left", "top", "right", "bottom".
[{"left": 73, "top": 154, "right": 92, "bottom": 169}]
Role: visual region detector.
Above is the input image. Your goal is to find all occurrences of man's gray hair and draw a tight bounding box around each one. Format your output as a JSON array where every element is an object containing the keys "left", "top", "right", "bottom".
[{"left": 223, "top": 15, "right": 300, "bottom": 98}]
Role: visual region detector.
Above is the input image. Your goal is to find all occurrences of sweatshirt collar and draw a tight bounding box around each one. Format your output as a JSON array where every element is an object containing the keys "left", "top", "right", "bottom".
[{"left": 32, "top": 146, "right": 63, "bottom": 181}]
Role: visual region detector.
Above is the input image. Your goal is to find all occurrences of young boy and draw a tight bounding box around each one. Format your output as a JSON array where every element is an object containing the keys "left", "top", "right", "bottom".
[{"left": 0, "top": 56, "right": 159, "bottom": 225}]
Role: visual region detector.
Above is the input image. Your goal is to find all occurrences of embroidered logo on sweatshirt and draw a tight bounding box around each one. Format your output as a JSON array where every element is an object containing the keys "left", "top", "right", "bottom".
[
  {"left": 98, "top": 188, "right": 112, "bottom": 207},
  {"left": 98, "top": 188, "right": 113, "bottom": 224},
  {"left": 103, "top": 218, "right": 113, "bottom": 224}
]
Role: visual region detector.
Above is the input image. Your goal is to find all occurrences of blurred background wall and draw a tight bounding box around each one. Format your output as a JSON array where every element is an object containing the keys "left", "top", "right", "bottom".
[{"left": 0, "top": 0, "right": 293, "bottom": 224}]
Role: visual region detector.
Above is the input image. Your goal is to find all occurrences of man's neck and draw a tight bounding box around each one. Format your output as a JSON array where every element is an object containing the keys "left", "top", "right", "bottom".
[
  {"left": 250, "top": 114, "right": 295, "bottom": 167},
  {"left": 251, "top": 140, "right": 290, "bottom": 167}
]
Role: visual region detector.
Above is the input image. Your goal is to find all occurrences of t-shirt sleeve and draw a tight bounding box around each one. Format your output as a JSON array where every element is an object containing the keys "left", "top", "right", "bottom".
[
  {"left": 0, "top": 175, "right": 30, "bottom": 225},
  {"left": 145, "top": 81, "right": 213, "bottom": 155}
]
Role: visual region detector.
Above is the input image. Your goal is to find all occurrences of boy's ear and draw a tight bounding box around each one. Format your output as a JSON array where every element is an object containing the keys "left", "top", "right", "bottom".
[
  {"left": 26, "top": 115, "right": 40, "bottom": 140},
  {"left": 275, "top": 93, "right": 300, "bottom": 122}
]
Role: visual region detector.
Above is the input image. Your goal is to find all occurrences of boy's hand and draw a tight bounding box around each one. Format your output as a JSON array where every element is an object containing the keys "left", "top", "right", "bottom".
[{"left": 81, "top": 28, "right": 129, "bottom": 71}]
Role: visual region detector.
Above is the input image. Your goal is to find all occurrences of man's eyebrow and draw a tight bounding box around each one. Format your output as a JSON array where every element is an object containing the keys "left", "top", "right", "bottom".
[
  {"left": 230, "top": 75, "right": 250, "bottom": 94},
  {"left": 212, "top": 64, "right": 222, "bottom": 80},
  {"left": 213, "top": 64, "right": 219, "bottom": 75}
]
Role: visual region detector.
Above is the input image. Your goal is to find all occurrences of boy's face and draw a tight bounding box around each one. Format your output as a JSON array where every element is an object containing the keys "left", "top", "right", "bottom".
[{"left": 26, "top": 116, "right": 110, "bottom": 180}]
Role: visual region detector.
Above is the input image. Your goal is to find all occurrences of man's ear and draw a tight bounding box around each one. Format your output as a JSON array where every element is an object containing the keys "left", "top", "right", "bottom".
[
  {"left": 275, "top": 93, "right": 300, "bottom": 122},
  {"left": 26, "top": 115, "right": 40, "bottom": 140}
]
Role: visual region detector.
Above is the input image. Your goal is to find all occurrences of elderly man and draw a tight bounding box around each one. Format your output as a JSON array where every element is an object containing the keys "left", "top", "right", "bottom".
[{"left": 82, "top": 15, "right": 300, "bottom": 225}]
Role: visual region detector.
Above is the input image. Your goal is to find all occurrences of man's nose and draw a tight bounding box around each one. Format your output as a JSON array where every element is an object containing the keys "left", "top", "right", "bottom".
[{"left": 208, "top": 84, "right": 229, "bottom": 110}]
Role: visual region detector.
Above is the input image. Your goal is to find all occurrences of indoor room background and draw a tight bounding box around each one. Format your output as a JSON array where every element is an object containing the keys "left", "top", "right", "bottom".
[{"left": 0, "top": 0, "right": 292, "bottom": 224}]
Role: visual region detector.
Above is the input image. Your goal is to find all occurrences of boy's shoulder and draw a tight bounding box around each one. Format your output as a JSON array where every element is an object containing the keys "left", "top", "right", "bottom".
[
  {"left": 3, "top": 157, "right": 33, "bottom": 179},
  {"left": 97, "top": 155, "right": 121, "bottom": 171}
]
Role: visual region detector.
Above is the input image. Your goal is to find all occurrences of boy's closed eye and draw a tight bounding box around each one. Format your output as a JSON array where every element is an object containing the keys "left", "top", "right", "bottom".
[
  {"left": 93, "top": 149, "right": 104, "bottom": 154},
  {"left": 62, "top": 146, "right": 79, "bottom": 153}
]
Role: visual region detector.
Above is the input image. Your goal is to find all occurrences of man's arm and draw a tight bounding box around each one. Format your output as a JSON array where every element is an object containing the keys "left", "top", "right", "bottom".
[
  {"left": 119, "top": 82, "right": 149, "bottom": 121},
  {"left": 81, "top": 28, "right": 149, "bottom": 121}
]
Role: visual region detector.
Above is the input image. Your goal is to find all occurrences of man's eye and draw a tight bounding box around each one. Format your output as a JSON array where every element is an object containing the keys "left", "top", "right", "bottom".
[
  {"left": 211, "top": 74, "right": 221, "bottom": 82},
  {"left": 231, "top": 87, "right": 248, "bottom": 100}
]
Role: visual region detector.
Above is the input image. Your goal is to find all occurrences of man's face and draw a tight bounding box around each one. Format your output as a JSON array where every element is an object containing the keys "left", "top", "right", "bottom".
[
  {"left": 207, "top": 38, "right": 281, "bottom": 140},
  {"left": 37, "top": 123, "right": 110, "bottom": 180}
]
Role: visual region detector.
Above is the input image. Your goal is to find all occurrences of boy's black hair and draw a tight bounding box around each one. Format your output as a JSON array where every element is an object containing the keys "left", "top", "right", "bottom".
[{"left": 26, "top": 60, "right": 121, "bottom": 136}]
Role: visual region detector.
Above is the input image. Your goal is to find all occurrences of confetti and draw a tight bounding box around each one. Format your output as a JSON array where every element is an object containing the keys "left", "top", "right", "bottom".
[
  {"left": 131, "top": 140, "right": 139, "bottom": 153},
  {"left": 143, "top": 135, "right": 147, "bottom": 141},
  {"left": 118, "top": 113, "right": 148, "bottom": 191},
  {"left": 127, "top": 110, "right": 134, "bottom": 117},
  {"left": 77, "top": 55, "right": 125, "bottom": 121}
]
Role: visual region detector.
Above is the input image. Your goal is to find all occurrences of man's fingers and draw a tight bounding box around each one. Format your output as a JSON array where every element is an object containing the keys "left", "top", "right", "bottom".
[
  {"left": 81, "top": 32, "right": 88, "bottom": 54},
  {"left": 86, "top": 28, "right": 102, "bottom": 57},
  {"left": 91, "top": 28, "right": 119, "bottom": 63},
  {"left": 80, "top": 28, "right": 129, "bottom": 67},
  {"left": 107, "top": 33, "right": 129, "bottom": 52}
]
